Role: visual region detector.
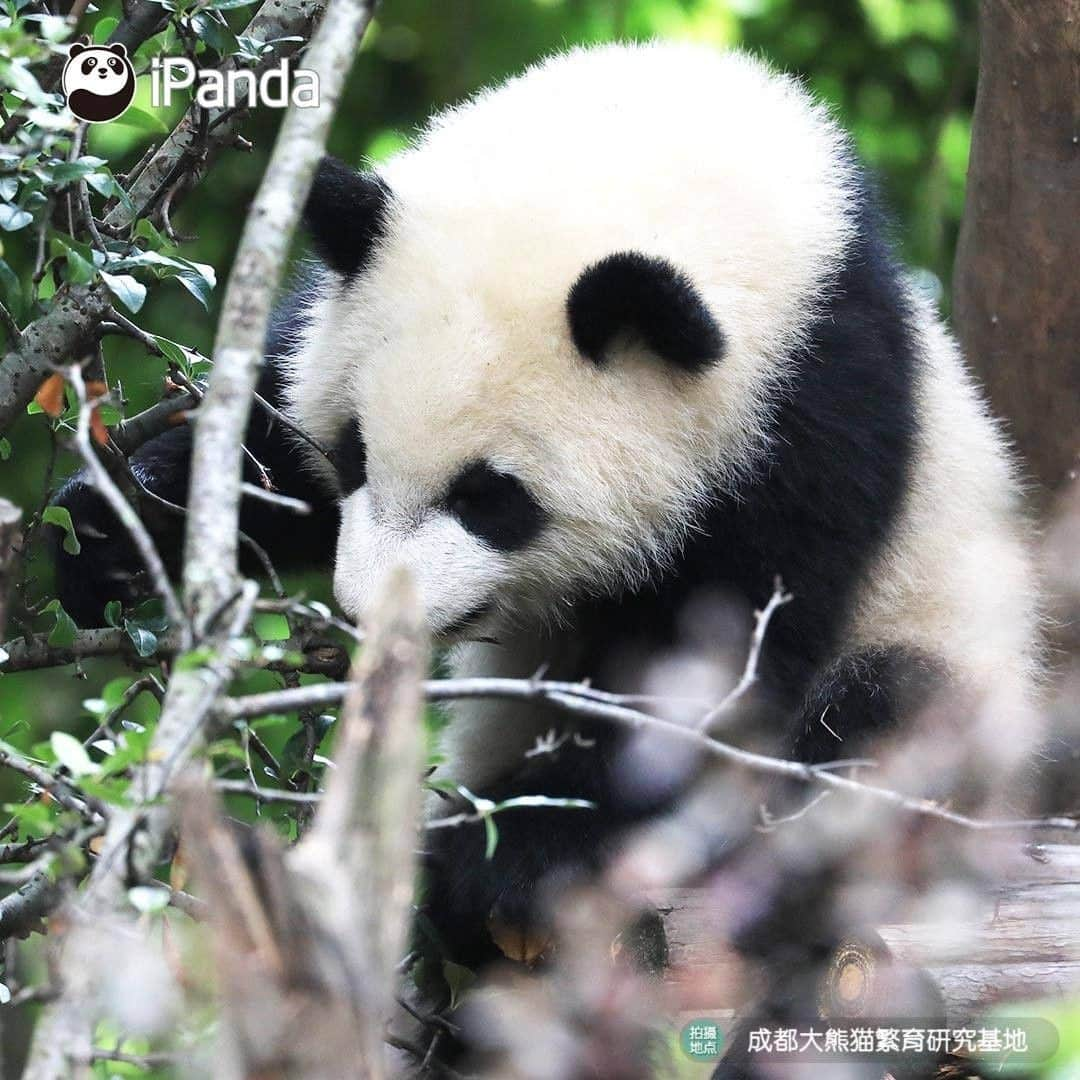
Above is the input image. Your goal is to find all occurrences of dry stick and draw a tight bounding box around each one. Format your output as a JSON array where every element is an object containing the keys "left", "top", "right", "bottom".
[
  {"left": 215, "top": 778, "right": 321, "bottom": 805},
  {"left": 287, "top": 567, "right": 427, "bottom": 1079},
  {"left": 221, "top": 676, "right": 1080, "bottom": 836},
  {"left": 66, "top": 366, "right": 190, "bottom": 645}
]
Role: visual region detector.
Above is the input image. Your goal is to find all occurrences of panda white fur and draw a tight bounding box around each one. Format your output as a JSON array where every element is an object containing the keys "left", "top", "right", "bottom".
[{"left": 55, "top": 40, "right": 1039, "bottom": 1060}]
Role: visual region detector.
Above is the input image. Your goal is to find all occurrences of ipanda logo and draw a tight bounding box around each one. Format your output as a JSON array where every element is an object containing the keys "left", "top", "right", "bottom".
[
  {"left": 62, "top": 41, "right": 136, "bottom": 124},
  {"left": 61, "top": 40, "right": 319, "bottom": 125}
]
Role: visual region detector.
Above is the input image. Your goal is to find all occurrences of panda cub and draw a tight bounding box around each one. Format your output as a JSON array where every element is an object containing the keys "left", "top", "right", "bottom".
[{"left": 56, "top": 41, "right": 1038, "bottom": 1020}]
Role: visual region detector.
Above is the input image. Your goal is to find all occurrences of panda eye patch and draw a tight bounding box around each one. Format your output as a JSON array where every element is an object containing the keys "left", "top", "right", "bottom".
[
  {"left": 332, "top": 417, "right": 367, "bottom": 496},
  {"left": 445, "top": 462, "right": 547, "bottom": 552},
  {"left": 82, "top": 57, "right": 97, "bottom": 73}
]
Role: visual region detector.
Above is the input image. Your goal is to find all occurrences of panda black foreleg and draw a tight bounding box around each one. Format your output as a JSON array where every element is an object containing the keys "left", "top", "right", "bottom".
[
  {"left": 50, "top": 357, "right": 340, "bottom": 627},
  {"left": 713, "top": 646, "right": 950, "bottom": 1079}
]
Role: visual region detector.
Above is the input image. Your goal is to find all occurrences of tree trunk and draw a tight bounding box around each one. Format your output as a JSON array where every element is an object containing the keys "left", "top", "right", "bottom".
[{"left": 953, "top": 0, "right": 1080, "bottom": 507}]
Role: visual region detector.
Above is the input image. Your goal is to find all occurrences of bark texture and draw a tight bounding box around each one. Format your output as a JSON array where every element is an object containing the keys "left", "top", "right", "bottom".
[{"left": 953, "top": 0, "right": 1080, "bottom": 505}]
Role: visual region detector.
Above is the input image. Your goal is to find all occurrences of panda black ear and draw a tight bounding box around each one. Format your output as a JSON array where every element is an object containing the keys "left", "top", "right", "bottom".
[
  {"left": 109, "top": 43, "right": 128, "bottom": 57},
  {"left": 68, "top": 41, "right": 86, "bottom": 56},
  {"left": 304, "top": 156, "right": 393, "bottom": 280},
  {"left": 567, "top": 251, "right": 724, "bottom": 374}
]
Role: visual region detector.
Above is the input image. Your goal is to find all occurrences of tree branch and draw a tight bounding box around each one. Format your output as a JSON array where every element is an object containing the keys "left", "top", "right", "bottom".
[
  {"left": 221, "top": 675, "right": 1080, "bottom": 837},
  {"left": 0, "top": 286, "right": 111, "bottom": 439}
]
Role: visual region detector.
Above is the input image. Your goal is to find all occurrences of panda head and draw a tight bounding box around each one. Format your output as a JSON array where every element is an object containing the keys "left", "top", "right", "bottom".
[
  {"left": 290, "top": 46, "right": 855, "bottom": 640},
  {"left": 62, "top": 42, "right": 135, "bottom": 124}
]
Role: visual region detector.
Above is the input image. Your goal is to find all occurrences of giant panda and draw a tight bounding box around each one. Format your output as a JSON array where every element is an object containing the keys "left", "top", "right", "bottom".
[{"left": 54, "top": 41, "right": 1040, "bottom": 1071}]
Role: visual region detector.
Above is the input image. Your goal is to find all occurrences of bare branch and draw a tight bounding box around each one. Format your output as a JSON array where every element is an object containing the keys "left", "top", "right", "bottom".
[
  {"left": 215, "top": 779, "right": 321, "bottom": 805},
  {"left": 698, "top": 575, "right": 792, "bottom": 733},
  {"left": 288, "top": 567, "right": 426, "bottom": 1074},
  {"left": 110, "top": 389, "right": 197, "bottom": 455},
  {"left": 177, "top": 570, "right": 425, "bottom": 1078},
  {"left": 0, "top": 745, "right": 107, "bottom": 822},
  {"left": 221, "top": 674, "right": 1080, "bottom": 836},
  {"left": 0, "top": 872, "right": 57, "bottom": 941}
]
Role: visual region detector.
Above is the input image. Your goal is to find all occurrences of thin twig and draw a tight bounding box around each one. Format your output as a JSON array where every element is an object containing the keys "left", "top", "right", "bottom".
[
  {"left": 698, "top": 576, "right": 792, "bottom": 733},
  {"left": 216, "top": 778, "right": 322, "bottom": 805}
]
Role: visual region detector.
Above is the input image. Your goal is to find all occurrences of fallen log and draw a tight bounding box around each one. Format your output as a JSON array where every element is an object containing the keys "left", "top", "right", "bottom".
[{"left": 650, "top": 841, "right": 1080, "bottom": 1019}]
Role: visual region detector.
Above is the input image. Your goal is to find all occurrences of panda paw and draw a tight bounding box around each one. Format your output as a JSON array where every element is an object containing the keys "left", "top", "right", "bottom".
[{"left": 421, "top": 805, "right": 605, "bottom": 969}]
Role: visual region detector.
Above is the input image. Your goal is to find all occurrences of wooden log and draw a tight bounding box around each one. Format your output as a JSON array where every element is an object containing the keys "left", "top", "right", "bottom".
[{"left": 650, "top": 842, "right": 1080, "bottom": 1019}]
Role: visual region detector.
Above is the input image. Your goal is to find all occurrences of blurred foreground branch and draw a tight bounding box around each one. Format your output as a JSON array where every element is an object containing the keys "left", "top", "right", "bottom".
[{"left": 179, "top": 570, "right": 426, "bottom": 1078}]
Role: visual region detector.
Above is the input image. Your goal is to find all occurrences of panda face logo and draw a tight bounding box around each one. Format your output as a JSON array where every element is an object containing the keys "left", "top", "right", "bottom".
[{"left": 62, "top": 42, "right": 136, "bottom": 124}]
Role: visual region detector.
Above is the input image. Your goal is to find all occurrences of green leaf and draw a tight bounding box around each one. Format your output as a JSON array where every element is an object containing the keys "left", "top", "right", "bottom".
[
  {"left": 123, "top": 620, "right": 158, "bottom": 658},
  {"left": 484, "top": 815, "right": 499, "bottom": 859},
  {"left": 0, "top": 57, "right": 50, "bottom": 107},
  {"left": 254, "top": 612, "right": 290, "bottom": 642},
  {"left": 0, "top": 438, "right": 10, "bottom": 461},
  {"left": 104, "top": 600, "right": 122, "bottom": 628},
  {"left": 50, "top": 730, "right": 96, "bottom": 777},
  {"left": 0, "top": 203, "right": 32, "bottom": 231},
  {"left": 99, "top": 270, "right": 146, "bottom": 313},
  {"left": 190, "top": 10, "right": 239, "bottom": 54},
  {"left": 42, "top": 505, "right": 80, "bottom": 555},
  {"left": 92, "top": 16, "right": 120, "bottom": 42},
  {"left": 46, "top": 157, "right": 107, "bottom": 187},
  {"left": 85, "top": 170, "right": 130, "bottom": 207},
  {"left": 0, "top": 258, "right": 23, "bottom": 322},
  {"left": 135, "top": 218, "right": 168, "bottom": 251},
  {"left": 441, "top": 960, "right": 476, "bottom": 1010},
  {"left": 128, "top": 884, "right": 170, "bottom": 914},
  {"left": 108, "top": 106, "right": 169, "bottom": 135},
  {"left": 42, "top": 599, "right": 77, "bottom": 648},
  {"left": 174, "top": 646, "right": 214, "bottom": 672},
  {"left": 151, "top": 335, "right": 189, "bottom": 370},
  {"left": 59, "top": 244, "right": 96, "bottom": 286}
]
